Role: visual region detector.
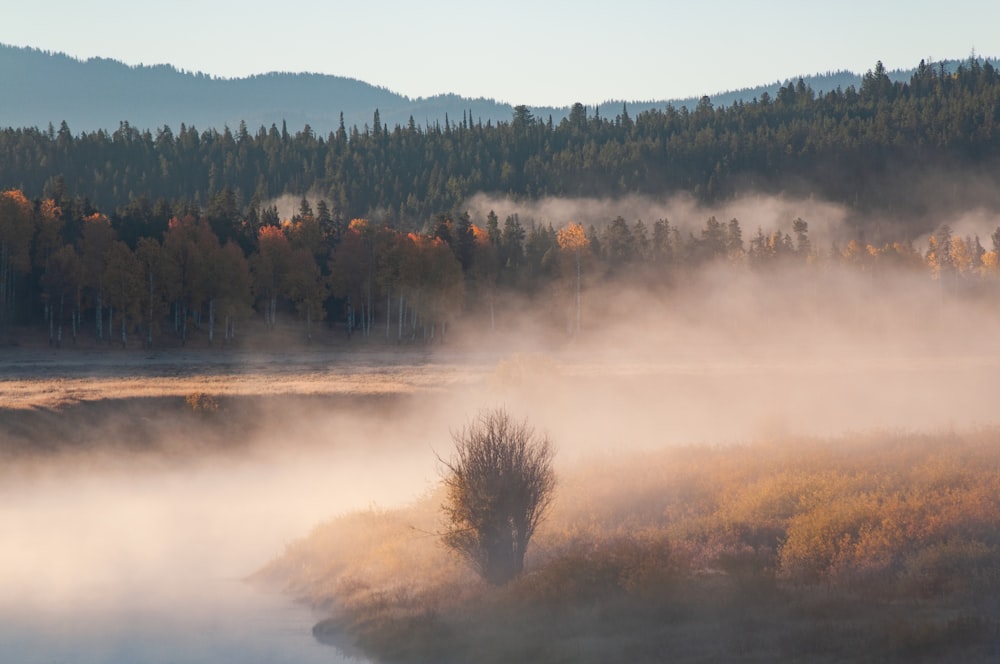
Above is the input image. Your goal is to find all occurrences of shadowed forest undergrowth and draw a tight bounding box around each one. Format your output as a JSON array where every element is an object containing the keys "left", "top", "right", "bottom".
[{"left": 260, "top": 429, "right": 1000, "bottom": 663}]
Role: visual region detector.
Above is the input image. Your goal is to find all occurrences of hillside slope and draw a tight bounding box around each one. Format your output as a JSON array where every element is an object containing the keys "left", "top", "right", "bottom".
[{"left": 1, "top": 43, "right": 961, "bottom": 134}]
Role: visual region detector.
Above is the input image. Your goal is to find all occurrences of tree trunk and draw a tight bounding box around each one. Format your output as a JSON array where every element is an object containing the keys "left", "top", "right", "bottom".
[
  {"left": 483, "top": 529, "right": 524, "bottom": 586},
  {"left": 410, "top": 291, "right": 420, "bottom": 337},
  {"left": 146, "top": 272, "right": 154, "bottom": 349},
  {"left": 57, "top": 295, "right": 64, "bottom": 348},
  {"left": 398, "top": 293, "right": 404, "bottom": 342},
  {"left": 96, "top": 291, "right": 103, "bottom": 341},
  {"left": 9, "top": 264, "right": 14, "bottom": 318},
  {"left": 366, "top": 252, "right": 373, "bottom": 338},
  {"left": 208, "top": 297, "right": 215, "bottom": 346},
  {"left": 0, "top": 242, "right": 8, "bottom": 322},
  {"left": 575, "top": 251, "right": 582, "bottom": 333}
]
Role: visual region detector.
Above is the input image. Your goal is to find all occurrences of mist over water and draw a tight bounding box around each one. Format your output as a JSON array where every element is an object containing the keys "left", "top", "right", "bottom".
[
  {"left": 5, "top": 196, "right": 1000, "bottom": 660},
  {"left": 0, "top": 396, "right": 445, "bottom": 663}
]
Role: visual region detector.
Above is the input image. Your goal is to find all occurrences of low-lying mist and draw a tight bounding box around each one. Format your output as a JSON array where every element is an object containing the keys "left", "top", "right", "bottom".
[
  {"left": 0, "top": 395, "right": 456, "bottom": 663},
  {"left": 444, "top": 255, "right": 1000, "bottom": 457},
  {"left": 465, "top": 183, "right": 1000, "bottom": 246},
  {"left": 466, "top": 191, "right": 856, "bottom": 246},
  {"left": 6, "top": 195, "right": 1000, "bottom": 660},
  {"left": 7, "top": 251, "right": 1000, "bottom": 596},
  {"left": 0, "top": 397, "right": 444, "bottom": 605}
]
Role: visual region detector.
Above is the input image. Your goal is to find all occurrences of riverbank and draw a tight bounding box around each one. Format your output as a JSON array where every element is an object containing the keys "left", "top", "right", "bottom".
[{"left": 263, "top": 429, "right": 1000, "bottom": 663}]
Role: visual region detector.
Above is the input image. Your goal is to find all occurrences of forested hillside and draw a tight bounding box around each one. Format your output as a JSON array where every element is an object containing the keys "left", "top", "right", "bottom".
[
  {"left": 2, "top": 58, "right": 999, "bottom": 230},
  {"left": 0, "top": 44, "right": 508, "bottom": 138},
  {"left": 2, "top": 58, "right": 1000, "bottom": 348},
  {"left": 1, "top": 43, "right": 909, "bottom": 138}
]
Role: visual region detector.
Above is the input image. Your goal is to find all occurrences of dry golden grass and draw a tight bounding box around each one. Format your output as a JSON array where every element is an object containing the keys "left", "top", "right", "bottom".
[
  {"left": 263, "top": 428, "right": 1000, "bottom": 662},
  {"left": 0, "top": 346, "right": 487, "bottom": 410}
]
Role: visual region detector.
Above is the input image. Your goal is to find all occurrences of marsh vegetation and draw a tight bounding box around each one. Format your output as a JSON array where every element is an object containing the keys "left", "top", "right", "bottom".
[{"left": 264, "top": 427, "right": 1000, "bottom": 663}]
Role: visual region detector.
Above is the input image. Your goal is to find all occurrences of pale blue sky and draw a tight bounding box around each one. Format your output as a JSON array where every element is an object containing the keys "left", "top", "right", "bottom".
[{"left": 2, "top": 1, "right": 995, "bottom": 106}]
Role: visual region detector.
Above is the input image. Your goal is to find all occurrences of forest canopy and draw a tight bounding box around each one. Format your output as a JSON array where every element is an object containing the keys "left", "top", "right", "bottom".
[{"left": 2, "top": 58, "right": 999, "bottom": 230}]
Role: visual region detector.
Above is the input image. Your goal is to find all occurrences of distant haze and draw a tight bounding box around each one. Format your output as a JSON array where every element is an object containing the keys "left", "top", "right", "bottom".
[{"left": 1, "top": 43, "right": 986, "bottom": 135}]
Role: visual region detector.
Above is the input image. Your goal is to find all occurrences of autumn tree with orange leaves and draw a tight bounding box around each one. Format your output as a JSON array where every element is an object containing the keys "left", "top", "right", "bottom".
[
  {"left": 79, "top": 212, "right": 116, "bottom": 341},
  {"left": 251, "top": 225, "right": 294, "bottom": 329},
  {"left": 557, "top": 222, "right": 589, "bottom": 334}
]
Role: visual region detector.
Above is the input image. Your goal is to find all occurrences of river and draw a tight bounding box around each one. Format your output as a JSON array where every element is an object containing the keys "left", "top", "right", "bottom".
[{"left": 0, "top": 401, "right": 439, "bottom": 664}]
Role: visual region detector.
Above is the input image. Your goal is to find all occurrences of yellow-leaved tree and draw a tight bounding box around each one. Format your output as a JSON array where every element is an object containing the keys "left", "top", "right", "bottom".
[{"left": 557, "top": 222, "right": 590, "bottom": 334}]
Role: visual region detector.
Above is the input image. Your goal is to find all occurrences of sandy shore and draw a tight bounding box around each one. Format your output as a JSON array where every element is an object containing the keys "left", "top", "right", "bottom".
[{"left": 0, "top": 346, "right": 502, "bottom": 410}]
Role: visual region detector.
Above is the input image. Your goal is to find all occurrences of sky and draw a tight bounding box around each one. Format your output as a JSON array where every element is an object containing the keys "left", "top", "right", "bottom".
[{"left": 3, "top": 1, "right": 997, "bottom": 107}]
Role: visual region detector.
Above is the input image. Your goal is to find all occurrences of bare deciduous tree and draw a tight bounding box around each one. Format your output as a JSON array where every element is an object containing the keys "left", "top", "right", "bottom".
[{"left": 440, "top": 407, "right": 555, "bottom": 585}]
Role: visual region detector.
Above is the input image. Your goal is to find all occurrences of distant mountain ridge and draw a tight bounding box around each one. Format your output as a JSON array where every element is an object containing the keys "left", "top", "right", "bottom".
[{"left": 0, "top": 43, "right": 989, "bottom": 135}]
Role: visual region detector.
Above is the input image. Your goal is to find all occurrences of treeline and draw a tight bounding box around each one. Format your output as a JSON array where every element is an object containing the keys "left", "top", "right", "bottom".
[
  {"left": 3, "top": 186, "right": 1000, "bottom": 348},
  {"left": 2, "top": 58, "right": 1000, "bottom": 231}
]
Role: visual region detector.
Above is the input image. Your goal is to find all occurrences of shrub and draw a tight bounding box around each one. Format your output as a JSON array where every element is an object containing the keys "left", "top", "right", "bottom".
[
  {"left": 185, "top": 392, "right": 220, "bottom": 412},
  {"left": 440, "top": 407, "right": 556, "bottom": 585}
]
